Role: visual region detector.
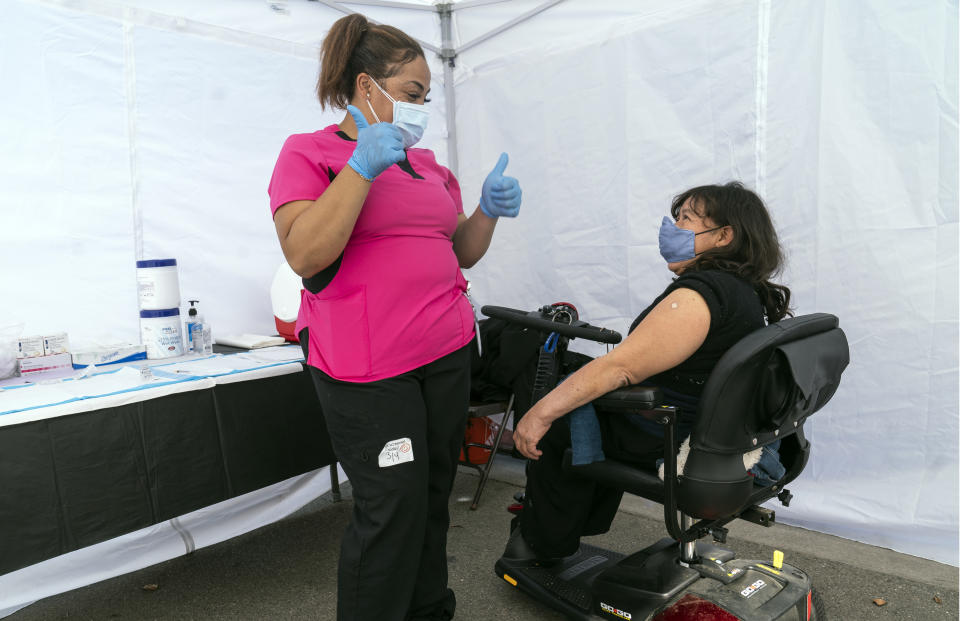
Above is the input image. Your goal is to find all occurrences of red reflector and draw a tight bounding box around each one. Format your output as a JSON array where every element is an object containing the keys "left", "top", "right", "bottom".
[
  {"left": 806, "top": 590, "right": 812, "bottom": 621},
  {"left": 653, "top": 594, "right": 739, "bottom": 621}
]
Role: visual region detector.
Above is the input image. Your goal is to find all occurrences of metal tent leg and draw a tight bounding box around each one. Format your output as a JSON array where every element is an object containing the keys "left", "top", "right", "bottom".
[{"left": 329, "top": 463, "right": 342, "bottom": 503}]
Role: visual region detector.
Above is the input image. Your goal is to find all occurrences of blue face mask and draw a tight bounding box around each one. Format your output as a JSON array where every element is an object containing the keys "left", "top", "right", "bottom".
[{"left": 658, "top": 216, "right": 722, "bottom": 263}]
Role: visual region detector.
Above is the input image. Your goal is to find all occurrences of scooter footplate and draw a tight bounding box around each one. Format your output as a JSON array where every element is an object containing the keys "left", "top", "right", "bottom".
[
  {"left": 511, "top": 544, "right": 624, "bottom": 614},
  {"left": 525, "top": 566, "right": 593, "bottom": 611}
]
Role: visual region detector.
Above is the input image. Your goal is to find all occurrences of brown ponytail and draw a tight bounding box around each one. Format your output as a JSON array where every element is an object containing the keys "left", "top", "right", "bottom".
[{"left": 317, "top": 14, "right": 425, "bottom": 110}]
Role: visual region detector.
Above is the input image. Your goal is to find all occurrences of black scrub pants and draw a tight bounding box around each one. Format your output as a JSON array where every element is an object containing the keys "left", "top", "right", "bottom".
[
  {"left": 307, "top": 344, "right": 471, "bottom": 621},
  {"left": 519, "top": 413, "right": 667, "bottom": 559}
]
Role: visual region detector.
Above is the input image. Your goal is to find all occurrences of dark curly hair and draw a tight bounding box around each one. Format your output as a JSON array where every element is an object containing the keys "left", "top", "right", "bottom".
[{"left": 671, "top": 181, "right": 792, "bottom": 323}]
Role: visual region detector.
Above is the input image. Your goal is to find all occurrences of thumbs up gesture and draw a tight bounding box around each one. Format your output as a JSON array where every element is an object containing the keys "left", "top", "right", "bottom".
[
  {"left": 345, "top": 104, "right": 405, "bottom": 181},
  {"left": 479, "top": 153, "right": 522, "bottom": 218}
]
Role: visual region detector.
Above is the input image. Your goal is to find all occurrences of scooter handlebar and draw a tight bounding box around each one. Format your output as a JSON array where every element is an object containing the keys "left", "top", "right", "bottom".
[{"left": 481, "top": 305, "right": 622, "bottom": 345}]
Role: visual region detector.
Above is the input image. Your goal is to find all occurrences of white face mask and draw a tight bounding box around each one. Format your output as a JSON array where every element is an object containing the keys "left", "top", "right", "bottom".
[{"left": 367, "top": 78, "right": 429, "bottom": 149}]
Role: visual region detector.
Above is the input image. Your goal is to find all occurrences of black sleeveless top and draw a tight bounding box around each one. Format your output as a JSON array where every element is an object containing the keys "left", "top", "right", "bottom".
[{"left": 629, "top": 270, "right": 765, "bottom": 398}]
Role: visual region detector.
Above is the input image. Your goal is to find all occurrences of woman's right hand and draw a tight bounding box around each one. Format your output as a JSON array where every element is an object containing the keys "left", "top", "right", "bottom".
[
  {"left": 346, "top": 105, "right": 405, "bottom": 181},
  {"left": 513, "top": 406, "right": 552, "bottom": 460}
]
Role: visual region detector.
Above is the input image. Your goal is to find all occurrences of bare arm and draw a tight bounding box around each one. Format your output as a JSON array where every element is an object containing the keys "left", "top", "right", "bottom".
[
  {"left": 513, "top": 287, "right": 712, "bottom": 459},
  {"left": 452, "top": 207, "right": 498, "bottom": 268},
  {"left": 273, "top": 166, "right": 372, "bottom": 277}
]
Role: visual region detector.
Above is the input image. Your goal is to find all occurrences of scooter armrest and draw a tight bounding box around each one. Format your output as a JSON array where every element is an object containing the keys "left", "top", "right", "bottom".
[{"left": 593, "top": 385, "right": 662, "bottom": 414}]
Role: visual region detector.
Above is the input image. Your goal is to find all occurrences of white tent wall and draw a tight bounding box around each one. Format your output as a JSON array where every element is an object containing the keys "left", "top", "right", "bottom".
[
  {"left": 453, "top": 0, "right": 959, "bottom": 567},
  {"left": 134, "top": 27, "right": 321, "bottom": 339},
  {"left": 0, "top": 2, "right": 139, "bottom": 341},
  {"left": 787, "top": 0, "right": 959, "bottom": 565},
  {"left": 1, "top": 0, "right": 957, "bottom": 569},
  {"left": 456, "top": 0, "right": 765, "bottom": 339},
  {"left": 0, "top": 0, "right": 450, "bottom": 342}
]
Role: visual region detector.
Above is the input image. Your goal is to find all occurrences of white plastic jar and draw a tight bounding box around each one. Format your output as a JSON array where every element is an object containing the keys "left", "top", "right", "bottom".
[
  {"left": 136, "top": 259, "right": 180, "bottom": 310},
  {"left": 140, "top": 308, "right": 183, "bottom": 359}
]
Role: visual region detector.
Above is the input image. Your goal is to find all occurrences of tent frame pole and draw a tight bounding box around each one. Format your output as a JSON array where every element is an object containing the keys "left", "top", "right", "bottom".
[
  {"left": 310, "top": 0, "right": 440, "bottom": 51},
  {"left": 456, "top": 0, "right": 563, "bottom": 54},
  {"left": 432, "top": 0, "right": 563, "bottom": 176},
  {"left": 330, "top": 0, "right": 436, "bottom": 10},
  {"left": 438, "top": 3, "right": 459, "bottom": 175}
]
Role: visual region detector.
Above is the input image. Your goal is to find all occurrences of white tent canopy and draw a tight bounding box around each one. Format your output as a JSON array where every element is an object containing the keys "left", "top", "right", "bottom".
[{"left": 1, "top": 0, "right": 957, "bottom": 567}]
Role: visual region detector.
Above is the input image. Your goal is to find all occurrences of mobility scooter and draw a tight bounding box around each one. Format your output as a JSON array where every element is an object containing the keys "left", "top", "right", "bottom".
[{"left": 485, "top": 303, "right": 849, "bottom": 621}]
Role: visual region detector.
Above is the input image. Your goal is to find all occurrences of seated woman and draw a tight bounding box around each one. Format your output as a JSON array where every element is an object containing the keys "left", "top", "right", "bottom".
[{"left": 505, "top": 181, "right": 791, "bottom": 562}]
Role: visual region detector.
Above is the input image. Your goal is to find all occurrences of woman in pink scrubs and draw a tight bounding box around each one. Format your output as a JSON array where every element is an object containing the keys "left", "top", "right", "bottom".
[{"left": 268, "top": 14, "right": 521, "bottom": 621}]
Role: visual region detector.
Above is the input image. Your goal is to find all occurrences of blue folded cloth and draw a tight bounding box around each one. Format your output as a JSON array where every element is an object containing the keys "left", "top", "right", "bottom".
[
  {"left": 569, "top": 401, "right": 606, "bottom": 465},
  {"left": 569, "top": 382, "right": 694, "bottom": 467},
  {"left": 750, "top": 439, "right": 787, "bottom": 486}
]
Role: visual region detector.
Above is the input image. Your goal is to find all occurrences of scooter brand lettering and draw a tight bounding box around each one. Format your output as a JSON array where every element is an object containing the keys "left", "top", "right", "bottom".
[
  {"left": 740, "top": 579, "right": 767, "bottom": 598},
  {"left": 600, "top": 602, "right": 632, "bottom": 619}
]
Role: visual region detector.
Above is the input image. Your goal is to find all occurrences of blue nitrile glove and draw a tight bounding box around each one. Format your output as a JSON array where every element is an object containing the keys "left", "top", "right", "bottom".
[
  {"left": 345, "top": 104, "right": 405, "bottom": 181},
  {"left": 479, "top": 152, "right": 522, "bottom": 218}
]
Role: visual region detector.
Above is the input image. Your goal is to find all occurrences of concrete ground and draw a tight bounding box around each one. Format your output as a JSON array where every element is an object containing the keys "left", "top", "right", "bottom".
[{"left": 8, "top": 456, "right": 958, "bottom": 621}]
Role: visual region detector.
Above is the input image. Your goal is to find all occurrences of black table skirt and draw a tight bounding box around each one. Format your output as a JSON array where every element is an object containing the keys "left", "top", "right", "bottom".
[{"left": 0, "top": 368, "right": 334, "bottom": 576}]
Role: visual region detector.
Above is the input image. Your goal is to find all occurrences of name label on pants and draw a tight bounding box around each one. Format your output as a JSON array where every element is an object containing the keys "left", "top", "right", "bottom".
[{"left": 379, "top": 438, "right": 415, "bottom": 468}]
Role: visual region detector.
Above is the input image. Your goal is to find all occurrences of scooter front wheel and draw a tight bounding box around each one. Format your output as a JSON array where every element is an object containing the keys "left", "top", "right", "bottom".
[{"left": 809, "top": 589, "right": 826, "bottom": 621}]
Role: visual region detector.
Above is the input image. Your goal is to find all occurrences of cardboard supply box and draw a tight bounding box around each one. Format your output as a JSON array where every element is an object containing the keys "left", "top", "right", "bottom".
[
  {"left": 43, "top": 332, "right": 70, "bottom": 355},
  {"left": 17, "top": 336, "right": 44, "bottom": 358},
  {"left": 18, "top": 352, "right": 73, "bottom": 376}
]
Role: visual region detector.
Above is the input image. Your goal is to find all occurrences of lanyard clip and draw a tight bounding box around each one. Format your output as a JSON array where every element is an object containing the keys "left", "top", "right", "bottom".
[{"left": 465, "top": 281, "right": 481, "bottom": 357}]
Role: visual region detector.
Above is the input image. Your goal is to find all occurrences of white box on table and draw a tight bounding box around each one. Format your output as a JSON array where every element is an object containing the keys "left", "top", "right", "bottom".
[
  {"left": 71, "top": 344, "right": 147, "bottom": 369},
  {"left": 18, "top": 352, "right": 73, "bottom": 376}
]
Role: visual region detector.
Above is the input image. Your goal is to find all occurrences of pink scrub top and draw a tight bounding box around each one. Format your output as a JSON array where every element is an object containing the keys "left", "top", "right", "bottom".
[{"left": 268, "top": 125, "right": 476, "bottom": 382}]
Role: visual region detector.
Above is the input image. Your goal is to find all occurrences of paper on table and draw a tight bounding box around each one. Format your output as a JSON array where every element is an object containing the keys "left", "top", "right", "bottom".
[
  {"left": 56, "top": 366, "right": 192, "bottom": 399},
  {"left": 158, "top": 355, "right": 269, "bottom": 377},
  {"left": 2, "top": 352, "right": 302, "bottom": 416},
  {"left": 0, "top": 383, "right": 77, "bottom": 415},
  {"left": 216, "top": 334, "right": 287, "bottom": 349},
  {"left": 238, "top": 345, "right": 304, "bottom": 364}
]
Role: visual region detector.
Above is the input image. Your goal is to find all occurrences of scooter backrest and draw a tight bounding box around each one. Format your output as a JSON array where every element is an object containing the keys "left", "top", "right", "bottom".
[
  {"left": 678, "top": 314, "right": 849, "bottom": 519},
  {"left": 691, "top": 313, "right": 849, "bottom": 455}
]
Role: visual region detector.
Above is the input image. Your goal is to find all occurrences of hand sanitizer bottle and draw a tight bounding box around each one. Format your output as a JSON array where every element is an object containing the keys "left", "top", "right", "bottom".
[
  {"left": 202, "top": 321, "right": 213, "bottom": 354},
  {"left": 185, "top": 300, "right": 204, "bottom": 354}
]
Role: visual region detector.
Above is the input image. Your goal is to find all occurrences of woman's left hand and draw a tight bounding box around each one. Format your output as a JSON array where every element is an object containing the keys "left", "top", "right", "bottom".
[
  {"left": 479, "top": 153, "right": 522, "bottom": 218},
  {"left": 513, "top": 407, "right": 552, "bottom": 460}
]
